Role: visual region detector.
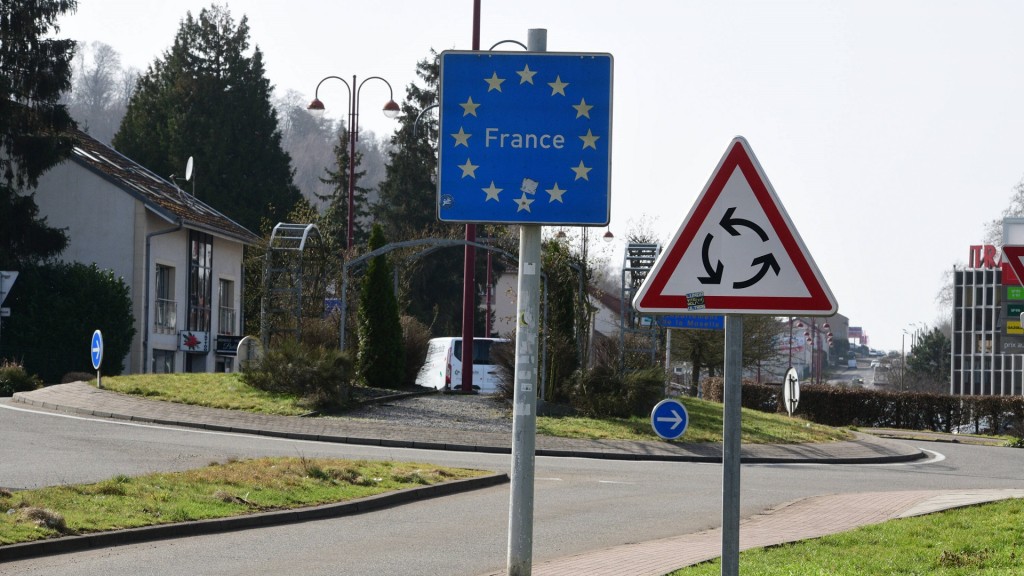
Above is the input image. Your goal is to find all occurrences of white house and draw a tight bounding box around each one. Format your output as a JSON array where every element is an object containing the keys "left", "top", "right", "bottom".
[{"left": 33, "top": 129, "right": 261, "bottom": 374}]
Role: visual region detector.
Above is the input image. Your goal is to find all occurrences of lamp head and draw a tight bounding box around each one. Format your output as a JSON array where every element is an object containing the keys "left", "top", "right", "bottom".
[
  {"left": 383, "top": 99, "right": 401, "bottom": 119},
  {"left": 307, "top": 98, "right": 326, "bottom": 118}
]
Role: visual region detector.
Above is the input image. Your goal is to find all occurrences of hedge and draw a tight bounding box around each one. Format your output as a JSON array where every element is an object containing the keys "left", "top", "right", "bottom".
[{"left": 701, "top": 377, "right": 1024, "bottom": 435}]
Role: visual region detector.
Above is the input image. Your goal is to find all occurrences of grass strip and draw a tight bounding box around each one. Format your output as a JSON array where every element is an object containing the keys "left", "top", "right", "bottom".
[
  {"left": 669, "top": 498, "right": 1024, "bottom": 575},
  {"left": 0, "top": 457, "right": 488, "bottom": 546},
  {"left": 101, "top": 373, "right": 850, "bottom": 444}
]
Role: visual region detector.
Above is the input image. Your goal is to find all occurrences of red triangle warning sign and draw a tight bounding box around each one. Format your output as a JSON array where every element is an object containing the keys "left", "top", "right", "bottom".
[
  {"left": 1002, "top": 246, "right": 1024, "bottom": 286},
  {"left": 633, "top": 137, "right": 837, "bottom": 316}
]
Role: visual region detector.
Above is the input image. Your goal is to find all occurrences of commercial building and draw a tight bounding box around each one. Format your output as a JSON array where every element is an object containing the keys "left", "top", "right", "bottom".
[
  {"left": 32, "top": 129, "right": 261, "bottom": 374},
  {"left": 950, "top": 219, "right": 1024, "bottom": 396}
]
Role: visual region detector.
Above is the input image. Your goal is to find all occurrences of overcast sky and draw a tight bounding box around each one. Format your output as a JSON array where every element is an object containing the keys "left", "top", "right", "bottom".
[{"left": 60, "top": 0, "right": 1024, "bottom": 352}]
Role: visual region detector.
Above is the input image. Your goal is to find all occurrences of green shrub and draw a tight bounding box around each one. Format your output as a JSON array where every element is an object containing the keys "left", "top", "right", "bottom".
[
  {"left": 570, "top": 365, "right": 665, "bottom": 418},
  {"left": 240, "top": 339, "right": 353, "bottom": 410},
  {"left": 356, "top": 225, "right": 404, "bottom": 388},
  {"left": 400, "top": 315, "right": 431, "bottom": 387},
  {"left": 1, "top": 262, "right": 135, "bottom": 382},
  {"left": 0, "top": 360, "right": 42, "bottom": 396}
]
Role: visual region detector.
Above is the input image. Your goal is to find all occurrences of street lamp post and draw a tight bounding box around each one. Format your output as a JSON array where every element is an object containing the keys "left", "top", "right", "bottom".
[
  {"left": 799, "top": 319, "right": 832, "bottom": 385},
  {"left": 308, "top": 75, "right": 400, "bottom": 250}
]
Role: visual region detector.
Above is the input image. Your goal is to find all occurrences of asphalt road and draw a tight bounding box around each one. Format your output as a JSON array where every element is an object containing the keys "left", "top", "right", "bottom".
[{"left": 2, "top": 401, "right": 1023, "bottom": 576}]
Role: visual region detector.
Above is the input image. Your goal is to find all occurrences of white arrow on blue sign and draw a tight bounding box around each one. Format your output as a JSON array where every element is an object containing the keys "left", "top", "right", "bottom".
[
  {"left": 650, "top": 398, "right": 689, "bottom": 440},
  {"left": 90, "top": 330, "right": 103, "bottom": 371}
]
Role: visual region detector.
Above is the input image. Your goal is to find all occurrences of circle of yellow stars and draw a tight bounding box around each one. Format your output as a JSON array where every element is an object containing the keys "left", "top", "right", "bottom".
[{"left": 448, "top": 62, "right": 602, "bottom": 214}]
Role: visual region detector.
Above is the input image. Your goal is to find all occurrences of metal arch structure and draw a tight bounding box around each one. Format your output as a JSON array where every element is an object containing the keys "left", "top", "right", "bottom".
[
  {"left": 260, "top": 223, "right": 325, "bottom": 348},
  {"left": 339, "top": 238, "right": 517, "bottom": 351},
  {"left": 338, "top": 237, "right": 555, "bottom": 401}
]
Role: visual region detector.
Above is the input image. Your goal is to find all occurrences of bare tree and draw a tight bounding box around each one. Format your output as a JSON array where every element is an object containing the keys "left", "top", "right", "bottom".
[{"left": 66, "top": 42, "right": 136, "bottom": 143}]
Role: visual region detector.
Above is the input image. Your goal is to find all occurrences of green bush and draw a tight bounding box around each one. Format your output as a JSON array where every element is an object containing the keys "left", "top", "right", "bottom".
[
  {"left": 400, "top": 315, "right": 431, "bottom": 387},
  {"left": 706, "top": 379, "right": 1024, "bottom": 436},
  {"left": 0, "top": 262, "right": 135, "bottom": 382},
  {"left": 356, "top": 225, "right": 405, "bottom": 388},
  {"left": 240, "top": 339, "right": 353, "bottom": 410},
  {"left": 0, "top": 360, "right": 42, "bottom": 396},
  {"left": 570, "top": 365, "right": 665, "bottom": 418}
]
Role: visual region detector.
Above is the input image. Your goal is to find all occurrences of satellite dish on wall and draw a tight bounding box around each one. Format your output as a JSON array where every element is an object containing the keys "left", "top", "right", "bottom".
[{"left": 184, "top": 156, "right": 194, "bottom": 181}]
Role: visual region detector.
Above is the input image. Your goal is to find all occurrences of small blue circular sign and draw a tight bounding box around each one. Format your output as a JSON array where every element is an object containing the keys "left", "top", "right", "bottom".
[
  {"left": 90, "top": 330, "right": 103, "bottom": 370},
  {"left": 651, "top": 398, "right": 689, "bottom": 440}
]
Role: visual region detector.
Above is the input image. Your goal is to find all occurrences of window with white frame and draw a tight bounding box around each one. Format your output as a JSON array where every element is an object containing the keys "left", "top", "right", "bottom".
[
  {"left": 155, "top": 264, "right": 176, "bottom": 333},
  {"left": 188, "top": 231, "right": 213, "bottom": 331},
  {"left": 218, "top": 278, "right": 235, "bottom": 335},
  {"left": 152, "top": 349, "right": 175, "bottom": 373}
]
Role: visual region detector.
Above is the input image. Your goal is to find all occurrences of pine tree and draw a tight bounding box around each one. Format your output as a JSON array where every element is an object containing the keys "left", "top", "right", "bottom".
[
  {"left": 112, "top": 4, "right": 300, "bottom": 232},
  {"left": 318, "top": 126, "right": 372, "bottom": 249},
  {"left": 357, "top": 224, "right": 404, "bottom": 388},
  {"left": 375, "top": 51, "right": 485, "bottom": 336},
  {"left": 0, "top": 0, "right": 77, "bottom": 267}
]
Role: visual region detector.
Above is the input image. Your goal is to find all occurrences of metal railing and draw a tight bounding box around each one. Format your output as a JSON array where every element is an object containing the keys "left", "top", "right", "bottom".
[{"left": 154, "top": 299, "right": 177, "bottom": 333}]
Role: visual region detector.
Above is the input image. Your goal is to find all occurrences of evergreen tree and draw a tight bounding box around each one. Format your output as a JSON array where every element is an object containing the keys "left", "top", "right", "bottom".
[
  {"left": 375, "top": 51, "right": 487, "bottom": 336},
  {"left": 357, "top": 224, "right": 404, "bottom": 388},
  {"left": 375, "top": 53, "right": 441, "bottom": 239},
  {"left": 906, "top": 327, "right": 951, "bottom": 391},
  {"left": 0, "top": 0, "right": 77, "bottom": 267},
  {"left": 4, "top": 262, "right": 135, "bottom": 382},
  {"left": 112, "top": 4, "right": 300, "bottom": 232},
  {"left": 319, "top": 126, "right": 372, "bottom": 249}
]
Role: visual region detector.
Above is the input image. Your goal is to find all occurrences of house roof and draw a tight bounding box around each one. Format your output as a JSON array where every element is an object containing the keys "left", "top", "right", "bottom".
[{"left": 68, "top": 129, "right": 261, "bottom": 245}]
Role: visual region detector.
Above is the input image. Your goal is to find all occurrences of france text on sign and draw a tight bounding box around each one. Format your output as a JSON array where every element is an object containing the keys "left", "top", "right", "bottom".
[
  {"left": 633, "top": 137, "right": 837, "bottom": 315},
  {"left": 1009, "top": 286, "right": 1024, "bottom": 301},
  {"left": 437, "top": 51, "right": 613, "bottom": 225}
]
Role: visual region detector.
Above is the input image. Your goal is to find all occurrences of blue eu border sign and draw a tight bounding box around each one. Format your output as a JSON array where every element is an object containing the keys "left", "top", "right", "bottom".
[{"left": 437, "top": 51, "right": 613, "bottom": 225}]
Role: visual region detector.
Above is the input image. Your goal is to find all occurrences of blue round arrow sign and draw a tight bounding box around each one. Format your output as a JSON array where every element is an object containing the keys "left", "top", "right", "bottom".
[
  {"left": 90, "top": 330, "right": 103, "bottom": 371},
  {"left": 651, "top": 398, "right": 689, "bottom": 440}
]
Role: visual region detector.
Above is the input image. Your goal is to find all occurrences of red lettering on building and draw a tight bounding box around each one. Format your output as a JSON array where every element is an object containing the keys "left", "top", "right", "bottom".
[{"left": 969, "top": 245, "right": 999, "bottom": 269}]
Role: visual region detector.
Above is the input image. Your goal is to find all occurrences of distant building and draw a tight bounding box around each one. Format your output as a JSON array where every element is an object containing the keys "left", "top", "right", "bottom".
[
  {"left": 32, "top": 129, "right": 261, "bottom": 375},
  {"left": 950, "top": 219, "right": 1024, "bottom": 396}
]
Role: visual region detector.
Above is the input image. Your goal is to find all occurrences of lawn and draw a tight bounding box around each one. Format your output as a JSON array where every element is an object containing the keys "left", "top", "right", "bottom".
[
  {"left": 669, "top": 497, "right": 1024, "bottom": 575},
  {"left": 99, "top": 373, "right": 850, "bottom": 444},
  {"left": 0, "top": 457, "right": 489, "bottom": 546}
]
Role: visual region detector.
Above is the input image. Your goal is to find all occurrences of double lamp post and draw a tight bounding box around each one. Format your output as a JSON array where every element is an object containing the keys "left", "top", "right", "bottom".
[{"left": 307, "top": 75, "right": 400, "bottom": 250}]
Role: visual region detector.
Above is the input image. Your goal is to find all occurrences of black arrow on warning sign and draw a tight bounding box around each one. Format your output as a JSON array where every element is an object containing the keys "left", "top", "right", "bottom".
[
  {"left": 720, "top": 207, "right": 768, "bottom": 241},
  {"left": 698, "top": 234, "right": 723, "bottom": 284},
  {"left": 733, "top": 253, "right": 781, "bottom": 289}
]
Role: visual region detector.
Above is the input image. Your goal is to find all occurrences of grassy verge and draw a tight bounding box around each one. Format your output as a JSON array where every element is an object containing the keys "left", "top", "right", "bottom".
[
  {"left": 99, "top": 373, "right": 849, "bottom": 444},
  {"left": 537, "top": 397, "right": 849, "bottom": 444},
  {"left": 668, "top": 498, "right": 1024, "bottom": 575},
  {"left": 102, "top": 373, "right": 312, "bottom": 415},
  {"left": 0, "top": 457, "right": 488, "bottom": 546}
]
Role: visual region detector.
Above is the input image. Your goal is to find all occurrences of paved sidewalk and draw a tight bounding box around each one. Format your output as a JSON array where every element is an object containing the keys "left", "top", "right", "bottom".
[
  {"left": 10, "top": 382, "right": 1024, "bottom": 573},
  {"left": 12, "top": 382, "right": 922, "bottom": 464},
  {"left": 483, "top": 489, "right": 1024, "bottom": 575}
]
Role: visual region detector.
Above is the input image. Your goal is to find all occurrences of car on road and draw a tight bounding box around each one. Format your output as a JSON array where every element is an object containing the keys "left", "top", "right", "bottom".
[{"left": 415, "top": 337, "right": 510, "bottom": 393}]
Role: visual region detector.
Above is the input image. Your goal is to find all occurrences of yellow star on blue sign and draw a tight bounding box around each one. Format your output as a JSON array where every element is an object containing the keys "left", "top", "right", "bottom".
[{"left": 437, "top": 51, "right": 613, "bottom": 225}]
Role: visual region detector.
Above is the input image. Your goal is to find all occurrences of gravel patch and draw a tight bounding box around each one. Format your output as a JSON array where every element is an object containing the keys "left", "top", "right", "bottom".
[{"left": 337, "top": 393, "right": 514, "bottom": 434}]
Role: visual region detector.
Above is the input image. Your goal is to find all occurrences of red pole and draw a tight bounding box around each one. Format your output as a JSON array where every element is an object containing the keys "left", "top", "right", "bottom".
[
  {"left": 460, "top": 0, "right": 481, "bottom": 392},
  {"left": 347, "top": 74, "right": 358, "bottom": 250}
]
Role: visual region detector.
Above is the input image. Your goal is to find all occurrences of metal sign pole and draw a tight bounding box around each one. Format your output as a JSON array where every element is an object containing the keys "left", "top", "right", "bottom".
[
  {"left": 721, "top": 314, "right": 743, "bottom": 576},
  {"left": 507, "top": 28, "right": 547, "bottom": 576},
  {"left": 507, "top": 224, "right": 542, "bottom": 575}
]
